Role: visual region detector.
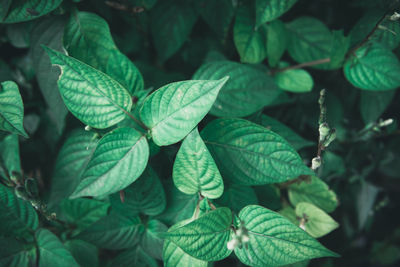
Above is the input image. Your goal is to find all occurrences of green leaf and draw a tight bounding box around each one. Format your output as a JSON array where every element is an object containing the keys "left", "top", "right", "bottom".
[
  {"left": 58, "top": 198, "right": 110, "bottom": 234},
  {"left": 0, "top": 134, "right": 21, "bottom": 178},
  {"left": 286, "top": 17, "right": 334, "bottom": 70},
  {"left": 64, "top": 11, "right": 143, "bottom": 95},
  {"left": 64, "top": 240, "right": 99, "bottom": 267},
  {"left": 70, "top": 127, "right": 149, "bottom": 198},
  {"left": 254, "top": 185, "right": 281, "bottom": 210},
  {"left": 234, "top": 4, "right": 268, "bottom": 64},
  {"left": 151, "top": 0, "right": 197, "bottom": 61},
  {"left": 0, "top": 0, "right": 11, "bottom": 21},
  {"left": 201, "top": 118, "right": 314, "bottom": 185},
  {"left": 173, "top": 128, "right": 224, "bottom": 199},
  {"left": 110, "top": 166, "right": 166, "bottom": 216},
  {"left": 140, "top": 77, "right": 228, "bottom": 146},
  {"left": 36, "top": 228, "right": 79, "bottom": 267},
  {"left": 216, "top": 184, "right": 258, "bottom": 213},
  {"left": 43, "top": 46, "right": 133, "bottom": 129},
  {"left": 343, "top": 43, "right": 400, "bottom": 91},
  {"left": 234, "top": 205, "right": 338, "bottom": 266},
  {"left": 31, "top": 17, "right": 68, "bottom": 134},
  {"left": 0, "top": 184, "right": 38, "bottom": 239},
  {"left": 192, "top": 60, "right": 280, "bottom": 117},
  {"left": 266, "top": 19, "right": 288, "bottom": 67},
  {"left": 198, "top": 0, "right": 235, "bottom": 39},
  {"left": 295, "top": 202, "right": 339, "bottom": 238},
  {"left": 110, "top": 247, "right": 158, "bottom": 267},
  {"left": 49, "top": 129, "right": 98, "bottom": 205},
  {"left": 360, "top": 90, "right": 396, "bottom": 124},
  {"left": 0, "top": 0, "right": 62, "bottom": 23},
  {"left": 256, "top": 0, "right": 298, "bottom": 27},
  {"left": 6, "top": 21, "right": 33, "bottom": 48},
  {"left": 288, "top": 176, "right": 338, "bottom": 213},
  {"left": 257, "top": 114, "right": 314, "bottom": 150},
  {"left": 0, "top": 81, "right": 28, "bottom": 137},
  {"left": 141, "top": 219, "right": 168, "bottom": 260},
  {"left": 163, "top": 219, "right": 208, "bottom": 267},
  {"left": 165, "top": 207, "right": 233, "bottom": 261},
  {"left": 274, "top": 62, "right": 314, "bottom": 93},
  {"left": 78, "top": 212, "right": 142, "bottom": 249},
  {"left": 0, "top": 237, "right": 36, "bottom": 267}
]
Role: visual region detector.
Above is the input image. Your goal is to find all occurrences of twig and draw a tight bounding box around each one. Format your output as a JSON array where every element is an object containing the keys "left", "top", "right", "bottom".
[{"left": 270, "top": 58, "right": 331, "bottom": 75}]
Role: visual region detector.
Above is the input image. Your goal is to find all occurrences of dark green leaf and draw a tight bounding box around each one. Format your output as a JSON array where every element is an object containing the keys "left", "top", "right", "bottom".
[
  {"left": 216, "top": 184, "right": 258, "bottom": 213},
  {"left": 64, "top": 240, "right": 99, "bottom": 267},
  {"left": 0, "top": 134, "right": 21, "bottom": 178},
  {"left": 110, "top": 247, "right": 158, "bottom": 267},
  {"left": 1, "top": 0, "right": 62, "bottom": 23},
  {"left": 266, "top": 19, "right": 288, "bottom": 67},
  {"left": 256, "top": 0, "right": 298, "bottom": 27},
  {"left": 141, "top": 219, "right": 167, "bottom": 259},
  {"left": 360, "top": 90, "right": 396, "bottom": 123},
  {"left": 198, "top": 0, "right": 235, "bottom": 39},
  {"left": 0, "top": 237, "right": 36, "bottom": 267}
]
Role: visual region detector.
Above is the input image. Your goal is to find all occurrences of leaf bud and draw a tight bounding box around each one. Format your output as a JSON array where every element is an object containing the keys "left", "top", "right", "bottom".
[
  {"left": 311, "top": 156, "right": 321, "bottom": 170},
  {"left": 319, "top": 123, "right": 330, "bottom": 141}
]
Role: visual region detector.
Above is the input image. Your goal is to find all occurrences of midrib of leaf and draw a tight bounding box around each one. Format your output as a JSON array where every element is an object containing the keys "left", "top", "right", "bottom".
[{"left": 355, "top": 55, "right": 400, "bottom": 83}]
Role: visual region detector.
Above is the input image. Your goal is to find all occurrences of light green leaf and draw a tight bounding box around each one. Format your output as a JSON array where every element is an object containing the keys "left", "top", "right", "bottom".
[
  {"left": 64, "top": 11, "right": 143, "bottom": 95},
  {"left": 110, "top": 166, "right": 166, "bottom": 216},
  {"left": 163, "top": 219, "right": 208, "bottom": 267},
  {"left": 279, "top": 206, "right": 298, "bottom": 225},
  {"left": 234, "top": 4, "right": 268, "bottom": 64},
  {"left": 274, "top": 62, "right": 314, "bottom": 93},
  {"left": 141, "top": 219, "right": 168, "bottom": 260},
  {"left": 173, "top": 128, "right": 223, "bottom": 199},
  {"left": 70, "top": 127, "right": 149, "bottom": 198},
  {"left": 360, "top": 90, "right": 396, "bottom": 124},
  {"left": 288, "top": 176, "right": 338, "bottom": 213},
  {"left": 198, "top": 0, "right": 234, "bottom": 39},
  {"left": 140, "top": 77, "right": 228, "bottom": 146},
  {"left": 256, "top": 0, "right": 298, "bottom": 27},
  {"left": 267, "top": 19, "right": 288, "bottom": 67},
  {"left": 257, "top": 114, "right": 314, "bottom": 150},
  {"left": 36, "top": 229, "right": 79, "bottom": 267},
  {"left": 43, "top": 46, "right": 133, "bottom": 129},
  {"left": 165, "top": 207, "right": 232, "bottom": 261},
  {"left": 78, "top": 212, "right": 142, "bottom": 250},
  {"left": 151, "top": 0, "right": 197, "bottom": 61},
  {"left": 216, "top": 184, "right": 258, "bottom": 213},
  {"left": 0, "top": 0, "right": 62, "bottom": 23},
  {"left": 295, "top": 202, "right": 339, "bottom": 238},
  {"left": 58, "top": 198, "right": 109, "bottom": 234},
  {"left": 201, "top": 118, "right": 314, "bottom": 185},
  {"left": 31, "top": 17, "right": 68, "bottom": 134},
  {"left": 0, "top": 184, "right": 38, "bottom": 239},
  {"left": 0, "top": 81, "right": 28, "bottom": 137},
  {"left": 234, "top": 205, "right": 338, "bottom": 266},
  {"left": 343, "top": 43, "right": 400, "bottom": 91},
  {"left": 110, "top": 247, "right": 158, "bottom": 267},
  {"left": 0, "top": 134, "right": 21, "bottom": 178},
  {"left": 192, "top": 60, "right": 280, "bottom": 117},
  {"left": 0, "top": 237, "right": 36, "bottom": 267},
  {"left": 64, "top": 240, "right": 98, "bottom": 267},
  {"left": 49, "top": 129, "right": 98, "bottom": 205}
]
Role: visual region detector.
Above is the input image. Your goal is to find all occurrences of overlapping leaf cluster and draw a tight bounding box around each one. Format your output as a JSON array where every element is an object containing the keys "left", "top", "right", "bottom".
[{"left": 1, "top": 0, "right": 400, "bottom": 266}]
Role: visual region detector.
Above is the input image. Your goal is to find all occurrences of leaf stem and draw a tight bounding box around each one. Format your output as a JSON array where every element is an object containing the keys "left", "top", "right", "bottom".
[{"left": 270, "top": 58, "right": 331, "bottom": 75}]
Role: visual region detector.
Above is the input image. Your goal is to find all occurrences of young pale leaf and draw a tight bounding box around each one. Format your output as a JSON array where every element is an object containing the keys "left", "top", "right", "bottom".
[
  {"left": 0, "top": 237, "right": 36, "bottom": 267},
  {"left": 70, "top": 127, "right": 149, "bottom": 198},
  {"left": 110, "top": 166, "right": 166, "bottom": 216},
  {"left": 193, "top": 61, "right": 280, "bottom": 117},
  {"left": 274, "top": 63, "right": 314, "bottom": 93},
  {"left": 198, "top": 0, "right": 234, "bottom": 39},
  {"left": 343, "top": 44, "right": 400, "bottom": 91},
  {"left": 256, "top": 0, "right": 298, "bottom": 27},
  {"left": 163, "top": 219, "right": 208, "bottom": 267},
  {"left": 151, "top": 0, "right": 197, "bottom": 61},
  {"left": 165, "top": 207, "right": 233, "bottom": 261},
  {"left": 0, "top": 184, "right": 38, "bottom": 239},
  {"left": 173, "top": 128, "right": 224, "bottom": 199},
  {"left": 234, "top": 205, "right": 338, "bottom": 266},
  {"left": 49, "top": 129, "right": 98, "bottom": 205},
  {"left": 110, "top": 247, "right": 158, "bottom": 267},
  {"left": 234, "top": 4, "right": 268, "bottom": 64},
  {"left": 201, "top": 118, "right": 314, "bottom": 185},
  {"left": 0, "top": 0, "right": 62, "bottom": 23},
  {"left": 360, "top": 90, "right": 395, "bottom": 123},
  {"left": 36, "top": 229, "right": 79, "bottom": 267},
  {"left": 141, "top": 220, "right": 168, "bottom": 260},
  {"left": 64, "top": 240, "right": 99, "bottom": 267},
  {"left": 267, "top": 20, "right": 288, "bottom": 67},
  {"left": 78, "top": 212, "right": 142, "bottom": 250},
  {"left": 295, "top": 202, "right": 339, "bottom": 238},
  {"left": 0, "top": 134, "right": 21, "bottom": 178},
  {"left": 31, "top": 17, "right": 68, "bottom": 134},
  {"left": 140, "top": 77, "right": 228, "bottom": 146},
  {"left": 288, "top": 176, "right": 338, "bottom": 213},
  {"left": 43, "top": 47, "right": 133, "bottom": 129},
  {"left": 64, "top": 11, "right": 143, "bottom": 95},
  {"left": 0, "top": 81, "right": 28, "bottom": 137}
]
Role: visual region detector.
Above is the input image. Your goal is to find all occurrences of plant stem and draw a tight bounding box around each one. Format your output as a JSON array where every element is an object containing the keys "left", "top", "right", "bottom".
[{"left": 270, "top": 58, "right": 331, "bottom": 75}]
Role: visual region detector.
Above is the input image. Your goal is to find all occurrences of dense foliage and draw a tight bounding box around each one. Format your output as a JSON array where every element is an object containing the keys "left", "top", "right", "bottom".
[{"left": 1, "top": 0, "right": 400, "bottom": 266}]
